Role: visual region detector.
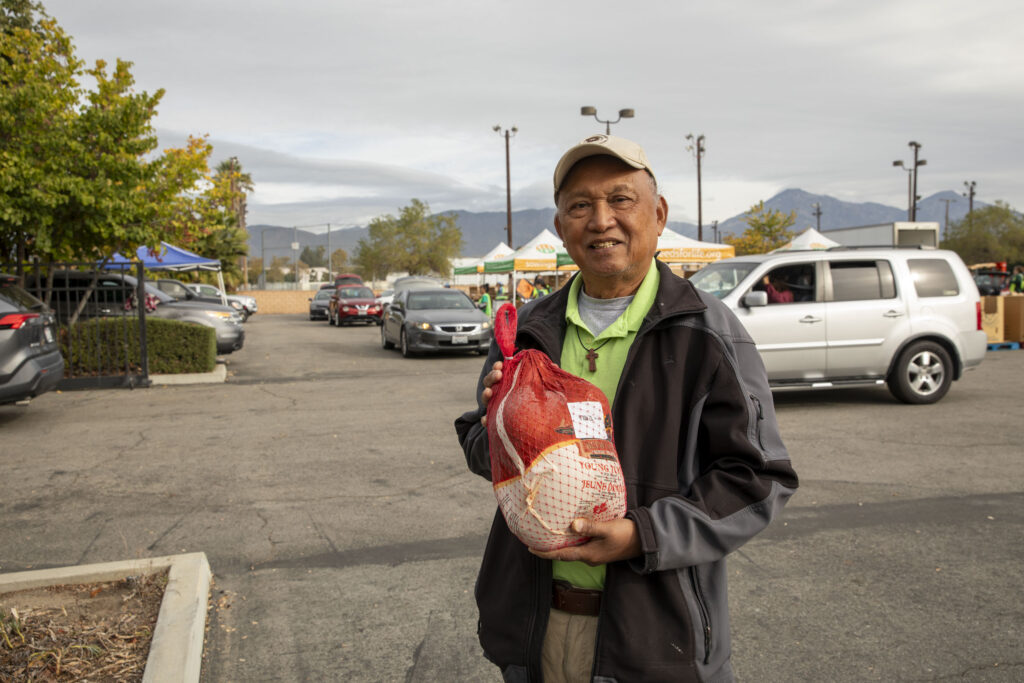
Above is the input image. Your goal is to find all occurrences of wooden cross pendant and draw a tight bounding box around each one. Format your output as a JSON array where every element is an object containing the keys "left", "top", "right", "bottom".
[{"left": 586, "top": 348, "right": 599, "bottom": 372}]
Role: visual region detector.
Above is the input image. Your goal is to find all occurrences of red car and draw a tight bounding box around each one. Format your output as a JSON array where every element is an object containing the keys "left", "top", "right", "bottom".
[{"left": 328, "top": 285, "right": 383, "bottom": 326}]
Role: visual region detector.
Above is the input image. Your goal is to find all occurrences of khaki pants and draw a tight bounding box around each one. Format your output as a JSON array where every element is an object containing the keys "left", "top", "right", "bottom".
[{"left": 541, "top": 608, "right": 599, "bottom": 683}]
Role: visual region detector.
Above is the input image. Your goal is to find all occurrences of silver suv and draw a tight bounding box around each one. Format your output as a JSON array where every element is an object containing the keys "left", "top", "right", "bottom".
[{"left": 689, "top": 247, "right": 987, "bottom": 404}]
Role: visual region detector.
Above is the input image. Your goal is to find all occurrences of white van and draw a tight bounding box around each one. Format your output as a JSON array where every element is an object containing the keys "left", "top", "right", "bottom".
[{"left": 688, "top": 247, "right": 987, "bottom": 404}]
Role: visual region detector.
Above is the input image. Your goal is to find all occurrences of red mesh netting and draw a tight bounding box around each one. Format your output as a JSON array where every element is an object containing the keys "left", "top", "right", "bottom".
[{"left": 486, "top": 303, "right": 627, "bottom": 550}]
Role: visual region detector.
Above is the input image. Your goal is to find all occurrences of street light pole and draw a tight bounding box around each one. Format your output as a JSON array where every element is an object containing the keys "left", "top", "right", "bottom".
[
  {"left": 811, "top": 202, "right": 822, "bottom": 230},
  {"left": 493, "top": 125, "right": 518, "bottom": 249},
  {"left": 908, "top": 141, "right": 926, "bottom": 221},
  {"left": 685, "top": 133, "right": 706, "bottom": 241},
  {"left": 939, "top": 198, "right": 956, "bottom": 241},
  {"left": 580, "top": 106, "right": 635, "bottom": 135},
  {"left": 892, "top": 160, "right": 913, "bottom": 220}
]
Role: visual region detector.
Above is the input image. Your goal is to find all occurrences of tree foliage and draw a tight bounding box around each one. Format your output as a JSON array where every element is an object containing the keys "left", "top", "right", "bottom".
[
  {"left": 354, "top": 199, "right": 463, "bottom": 279},
  {"left": 724, "top": 201, "right": 796, "bottom": 255},
  {"left": 941, "top": 202, "right": 1024, "bottom": 266},
  {"left": 0, "top": 3, "right": 252, "bottom": 272},
  {"left": 300, "top": 245, "right": 326, "bottom": 268}
]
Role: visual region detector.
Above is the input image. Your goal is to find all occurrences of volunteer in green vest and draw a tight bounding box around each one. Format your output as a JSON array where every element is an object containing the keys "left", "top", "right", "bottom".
[
  {"left": 456, "top": 134, "right": 798, "bottom": 682},
  {"left": 478, "top": 283, "right": 493, "bottom": 316}
]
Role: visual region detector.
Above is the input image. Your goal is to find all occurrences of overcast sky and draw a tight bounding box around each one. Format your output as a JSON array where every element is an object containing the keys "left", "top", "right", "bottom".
[{"left": 44, "top": 0, "right": 1024, "bottom": 235}]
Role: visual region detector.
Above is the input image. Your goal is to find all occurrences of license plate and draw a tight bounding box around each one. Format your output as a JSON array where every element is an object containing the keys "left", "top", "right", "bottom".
[
  {"left": 43, "top": 326, "right": 54, "bottom": 343},
  {"left": 451, "top": 334, "right": 468, "bottom": 344}
]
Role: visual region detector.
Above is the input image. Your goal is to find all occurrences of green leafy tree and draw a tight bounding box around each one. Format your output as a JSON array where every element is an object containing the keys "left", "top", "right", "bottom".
[
  {"left": 941, "top": 201, "right": 1024, "bottom": 266},
  {"left": 329, "top": 248, "right": 348, "bottom": 273},
  {"left": 724, "top": 201, "right": 796, "bottom": 255},
  {"left": 300, "top": 245, "right": 326, "bottom": 268},
  {"left": 354, "top": 199, "right": 463, "bottom": 278}
]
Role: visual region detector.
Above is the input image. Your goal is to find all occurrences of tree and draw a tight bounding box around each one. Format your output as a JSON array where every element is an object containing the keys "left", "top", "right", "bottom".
[
  {"left": 300, "top": 245, "right": 326, "bottom": 268},
  {"left": 330, "top": 248, "right": 348, "bottom": 273},
  {"left": 941, "top": 201, "right": 1024, "bottom": 266},
  {"left": 0, "top": 3, "right": 223, "bottom": 268},
  {"left": 724, "top": 201, "right": 796, "bottom": 255},
  {"left": 354, "top": 199, "right": 463, "bottom": 278}
]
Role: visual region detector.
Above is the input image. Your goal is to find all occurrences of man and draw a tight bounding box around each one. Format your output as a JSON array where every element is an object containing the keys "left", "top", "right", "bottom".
[
  {"left": 455, "top": 134, "right": 798, "bottom": 682},
  {"left": 1010, "top": 265, "right": 1023, "bottom": 293},
  {"left": 479, "top": 283, "right": 493, "bottom": 316}
]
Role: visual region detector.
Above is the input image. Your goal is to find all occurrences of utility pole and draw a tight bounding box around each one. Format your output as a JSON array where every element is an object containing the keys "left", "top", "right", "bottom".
[
  {"left": 939, "top": 198, "right": 956, "bottom": 240},
  {"left": 811, "top": 202, "right": 822, "bottom": 230},
  {"left": 259, "top": 229, "right": 265, "bottom": 289},
  {"left": 963, "top": 181, "right": 976, "bottom": 213},
  {"left": 292, "top": 226, "right": 299, "bottom": 290},
  {"left": 493, "top": 125, "right": 517, "bottom": 249},
  {"left": 686, "top": 133, "right": 706, "bottom": 241},
  {"left": 711, "top": 220, "right": 719, "bottom": 242},
  {"left": 326, "top": 223, "right": 332, "bottom": 280}
]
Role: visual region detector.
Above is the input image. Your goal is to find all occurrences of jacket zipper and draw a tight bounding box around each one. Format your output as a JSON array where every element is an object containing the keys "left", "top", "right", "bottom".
[
  {"left": 689, "top": 567, "right": 713, "bottom": 665},
  {"left": 750, "top": 393, "right": 765, "bottom": 449}
]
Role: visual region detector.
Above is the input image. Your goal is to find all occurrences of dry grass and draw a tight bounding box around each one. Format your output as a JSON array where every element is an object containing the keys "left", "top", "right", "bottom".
[{"left": 0, "top": 571, "right": 166, "bottom": 682}]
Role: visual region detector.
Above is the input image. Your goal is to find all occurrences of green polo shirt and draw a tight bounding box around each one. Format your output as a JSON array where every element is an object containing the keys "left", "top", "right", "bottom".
[{"left": 553, "top": 260, "right": 660, "bottom": 590}]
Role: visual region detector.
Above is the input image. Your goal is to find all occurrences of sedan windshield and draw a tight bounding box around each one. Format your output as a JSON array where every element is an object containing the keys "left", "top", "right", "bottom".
[
  {"left": 408, "top": 291, "right": 474, "bottom": 311},
  {"left": 314, "top": 289, "right": 333, "bottom": 300},
  {"left": 688, "top": 262, "right": 758, "bottom": 299}
]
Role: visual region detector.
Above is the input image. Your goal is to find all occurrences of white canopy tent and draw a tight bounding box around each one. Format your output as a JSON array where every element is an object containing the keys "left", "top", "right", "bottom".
[
  {"left": 655, "top": 229, "right": 735, "bottom": 264},
  {"left": 771, "top": 227, "right": 841, "bottom": 252}
]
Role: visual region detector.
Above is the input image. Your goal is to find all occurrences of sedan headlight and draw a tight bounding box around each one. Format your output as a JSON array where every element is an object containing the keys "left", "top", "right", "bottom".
[
  {"left": 415, "top": 322, "right": 432, "bottom": 330},
  {"left": 481, "top": 321, "right": 491, "bottom": 329},
  {"left": 204, "top": 310, "right": 234, "bottom": 320}
]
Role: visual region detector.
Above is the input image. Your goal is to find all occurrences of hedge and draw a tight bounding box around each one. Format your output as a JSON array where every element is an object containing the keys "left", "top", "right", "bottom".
[{"left": 61, "top": 317, "right": 218, "bottom": 375}]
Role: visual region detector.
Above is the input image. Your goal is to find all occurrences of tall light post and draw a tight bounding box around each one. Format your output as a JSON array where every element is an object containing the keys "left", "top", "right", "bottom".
[
  {"left": 685, "top": 133, "right": 706, "bottom": 241},
  {"left": 492, "top": 125, "right": 517, "bottom": 249},
  {"left": 892, "top": 160, "right": 913, "bottom": 220},
  {"left": 811, "top": 202, "right": 822, "bottom": 230},
  {"left": 711, "top": 220, "right": 719, "bottom": 242},
  {"left": 580, "top": 106, "right": 634, "bottom": 135},
  {"left": 939, "top": 198, "right": 956, "bottom": 240},
  {"left": 893, "top": 142, "right": 926, "bottom": 221}
]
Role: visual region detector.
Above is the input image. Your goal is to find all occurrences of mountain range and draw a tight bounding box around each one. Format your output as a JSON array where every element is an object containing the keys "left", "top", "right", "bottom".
[{"left": 247, "top": 189, "right": 984, "bottom": 261}]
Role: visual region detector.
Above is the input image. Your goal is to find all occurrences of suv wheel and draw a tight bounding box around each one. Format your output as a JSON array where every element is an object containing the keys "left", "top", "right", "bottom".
[
  {"left": 381, "top": 323, "right": 394, "bottom": 350},
  {"left": 888, "top": 341, "right": 953, "bottom": 405}
]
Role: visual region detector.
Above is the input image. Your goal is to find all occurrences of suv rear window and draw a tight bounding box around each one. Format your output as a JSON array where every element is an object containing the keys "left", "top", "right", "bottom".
[
  {"left": 0, "top": 281, "right": 45, "bottom": 313},
  {"left": 908, "top": 259, "right": 959, "bottom": 297},
  {"left": 829, "top": 260, "right": 896, "bottom": 301}
]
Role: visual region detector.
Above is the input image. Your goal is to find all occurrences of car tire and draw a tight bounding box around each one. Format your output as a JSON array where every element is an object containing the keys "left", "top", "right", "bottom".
[
  {"left": 381, "top": 323, "right": 394, "bottom": 350},
  {"left": 400, "top": 328, "right": 413, "bottom": 358},
  {"left": 887, "top": 340, "right": 953, "bottom": 405}
]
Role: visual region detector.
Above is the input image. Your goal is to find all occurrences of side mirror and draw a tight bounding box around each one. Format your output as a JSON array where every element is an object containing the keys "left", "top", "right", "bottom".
[{"left": 742, "top": 291, "right": 768, "bottom": 308}]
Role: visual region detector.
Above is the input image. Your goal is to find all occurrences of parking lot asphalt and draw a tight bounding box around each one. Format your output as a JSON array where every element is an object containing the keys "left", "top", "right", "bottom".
[{"left": 2, "top": 314, "right": 1023, "bottom": 682}]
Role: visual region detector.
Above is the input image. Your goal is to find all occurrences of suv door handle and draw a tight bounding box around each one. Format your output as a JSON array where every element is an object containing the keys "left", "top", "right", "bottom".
[
  {"left": 800, "top": 315, "right": 822, "bottom": 323},
  {"left": 883, "top": 310, "right": 905, "bottom": 318}
]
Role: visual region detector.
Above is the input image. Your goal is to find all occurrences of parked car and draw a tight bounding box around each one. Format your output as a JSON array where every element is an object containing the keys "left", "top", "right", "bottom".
[
  {"left": 184, "top": 282, "right": 258, "bottom": 320},
  {"left": 332, "top": 273, "right": 364, "bottom": 287},
  {"left": 375, "top": 289, "right": 394, "bottom": 310},
  {"left": 687, "top": 247, "right": 987, "bottom": 404},
  {"left": 309, "top": 288, "right": 333, "bottom": 321},
  {"left": 0, "top": 274, "right": 64, "bottom": 406},
  {"left": 972, "top": 269, "right": 1010, "bottom": 296},
  {"left": 27, "top": 271, "right": 245, "bottom": 355},
  {"left": 381, "top": 287, "right": 491, "bottom": 357},
  {"left": 155, "top": 278, "right": 248, "bottom": 319},
  {"left": 328, "top": 285, "right": 383, "bottom": 326}
]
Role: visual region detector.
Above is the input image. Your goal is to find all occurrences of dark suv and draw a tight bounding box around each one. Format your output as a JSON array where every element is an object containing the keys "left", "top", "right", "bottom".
[{"left": 0, "top": 274, "right": 64, "bottom": 406}]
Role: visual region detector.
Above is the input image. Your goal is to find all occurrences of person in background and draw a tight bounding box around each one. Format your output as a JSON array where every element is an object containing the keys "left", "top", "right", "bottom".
[
  {"left": 763, "top": 272, "right": 794, "bottom": 304},
  {"left": 1010, "top": 265, "right": 1024, "bottom": 294},
  {"left": 478, "top": 283, "right": 493, "bottom": 317},
  {"left": 455, "top": 134, "right": 797, "bottom": 682},
  {"left": 534, "top": 275, "right": 550, "bottom": 298}
]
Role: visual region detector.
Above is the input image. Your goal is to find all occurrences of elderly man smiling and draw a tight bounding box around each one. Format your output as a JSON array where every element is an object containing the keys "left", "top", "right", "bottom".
[{"left": 456, "top": 135, "right": 798, "bottom": 683}]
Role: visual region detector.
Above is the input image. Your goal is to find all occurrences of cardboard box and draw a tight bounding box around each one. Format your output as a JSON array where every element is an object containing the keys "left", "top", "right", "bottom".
[
  {"left": 982, "top": 296, "right": 1004, "bottom": 344},
  {"left": 1002, "top": 295, "right": 1024, "bottom": 343}
]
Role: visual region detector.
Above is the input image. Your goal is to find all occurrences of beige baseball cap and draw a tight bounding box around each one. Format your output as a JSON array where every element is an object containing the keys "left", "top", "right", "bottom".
[{"left": 553, "top": 134, "right": 655, "bottom": 192}]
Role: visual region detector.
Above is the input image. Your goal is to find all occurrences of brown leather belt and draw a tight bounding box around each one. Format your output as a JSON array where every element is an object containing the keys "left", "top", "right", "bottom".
[{"left": 552, "top": 580, "right": 602, "bottom": 617}]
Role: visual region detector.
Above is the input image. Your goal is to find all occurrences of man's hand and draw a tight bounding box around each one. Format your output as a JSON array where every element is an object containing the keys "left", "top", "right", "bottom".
[
  {"left": 529, "top": 517, "right": 641, "bottom": 566},
  {"left": 479, "top": 361, "right": 503, "bottom": 427}
]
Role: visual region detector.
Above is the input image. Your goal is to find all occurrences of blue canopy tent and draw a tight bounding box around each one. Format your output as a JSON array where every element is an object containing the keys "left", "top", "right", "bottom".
[{"left": 104, "top": 242, "right": 229, "bottom": 306}]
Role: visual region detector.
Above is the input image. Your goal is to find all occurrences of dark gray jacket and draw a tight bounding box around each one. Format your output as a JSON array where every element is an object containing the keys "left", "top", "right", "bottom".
[{"left": 455, "top": 262, "right": 798, "bottom": 683}]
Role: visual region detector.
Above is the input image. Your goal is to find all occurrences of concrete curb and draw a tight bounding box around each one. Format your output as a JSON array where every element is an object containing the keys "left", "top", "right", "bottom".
[
  {"left": 0, "top": 552, "right": 212, "bottom": 683},
  {"left": 150, "top": 362, "right": 227, "bottom": 385}
]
